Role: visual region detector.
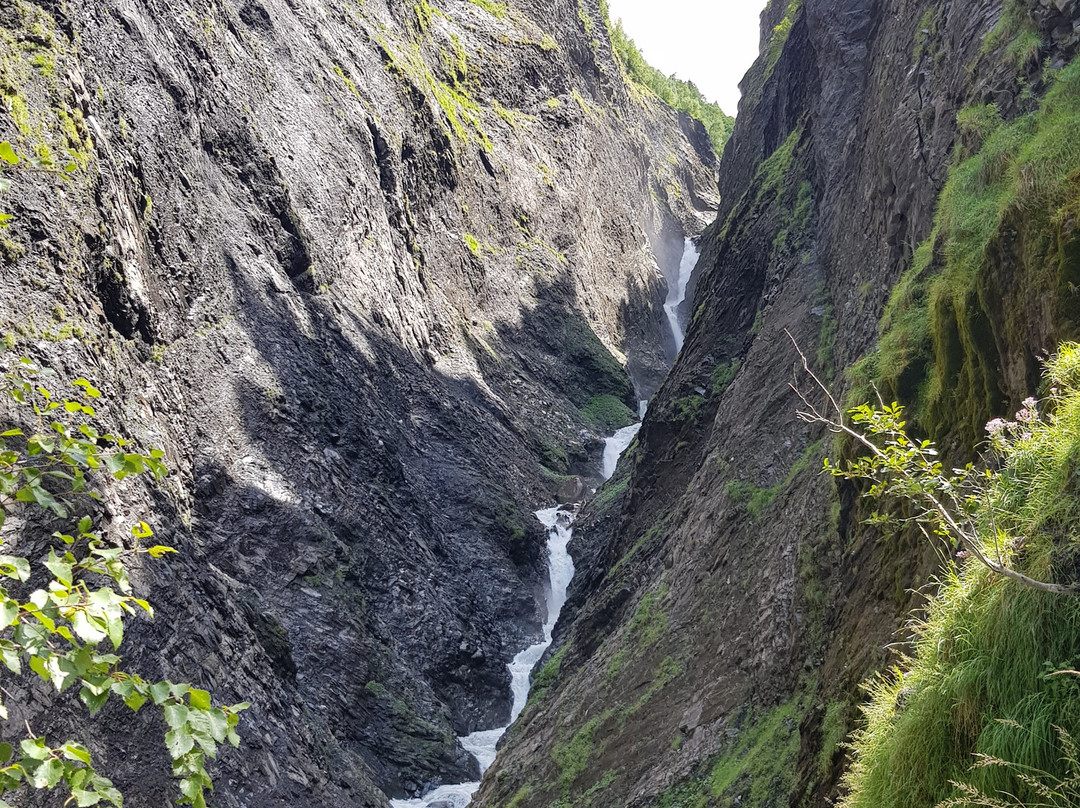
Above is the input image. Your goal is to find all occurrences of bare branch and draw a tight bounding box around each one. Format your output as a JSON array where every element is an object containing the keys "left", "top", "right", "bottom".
[{"left": 786, "top": 333, "right": 1079, "bottom": 596}]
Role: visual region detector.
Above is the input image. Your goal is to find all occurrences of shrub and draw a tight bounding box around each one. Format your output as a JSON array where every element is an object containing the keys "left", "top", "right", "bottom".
[{"left": 0, "top": 359, "right": 247, "bottom": 807}]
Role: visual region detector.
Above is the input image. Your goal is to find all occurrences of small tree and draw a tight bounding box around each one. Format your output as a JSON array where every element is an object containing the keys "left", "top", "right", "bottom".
[
  {"left": 789, "top": 335, "right": 1078, "bottom": 595},
  {"left": 0, "top": 358, "right": 247, "bottom": 807}
]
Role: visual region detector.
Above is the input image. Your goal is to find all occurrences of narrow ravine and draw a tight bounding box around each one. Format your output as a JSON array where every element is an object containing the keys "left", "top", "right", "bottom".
[
  {"left": 392, "top": 234, "right": 698, "bottom": 806},
  {"left": 390, "top": 508, "right": 577, "bottom": 808}
]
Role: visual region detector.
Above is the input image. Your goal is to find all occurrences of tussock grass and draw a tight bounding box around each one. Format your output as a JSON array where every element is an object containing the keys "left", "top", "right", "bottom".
[
  {"left": 841, "top": 345, "right": 1080, "bottom": 808},
  {"left": 868, "top": 54, "right": 1080, "bottom": 442}
]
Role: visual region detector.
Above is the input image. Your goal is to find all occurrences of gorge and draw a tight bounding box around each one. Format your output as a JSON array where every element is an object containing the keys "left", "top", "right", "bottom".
[{"left": 2, "top": 0, "right": 1080, "bottom": 807}]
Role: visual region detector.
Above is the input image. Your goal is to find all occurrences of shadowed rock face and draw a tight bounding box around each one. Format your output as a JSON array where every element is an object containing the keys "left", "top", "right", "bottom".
[
  {"left": 475, "top": 1, "right": 1080, "bottom": 808},
  {"left": 0, "top": 0, "right": 716, "bottom": 804}
]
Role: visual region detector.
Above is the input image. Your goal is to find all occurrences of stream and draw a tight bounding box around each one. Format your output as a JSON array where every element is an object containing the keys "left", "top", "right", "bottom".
[
  {"left": 663, "top": 237, "right": 698, "bottom": 355},
  {"left": 391, "top": 237, "right": 697, "bottom": 807},
  {"left": 389, "top": 507, "right": 577, "bottom": 808}
]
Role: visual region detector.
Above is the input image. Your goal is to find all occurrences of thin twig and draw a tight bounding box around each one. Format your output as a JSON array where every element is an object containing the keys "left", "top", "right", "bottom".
[{"left": 785, "top": 331, "right": 1078, "bottom": 596}]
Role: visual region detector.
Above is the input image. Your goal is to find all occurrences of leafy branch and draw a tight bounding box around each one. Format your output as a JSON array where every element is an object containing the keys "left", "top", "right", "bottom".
[
  {"left": 0, "top": 359, "right": 247, "bottom": 807},
  {"left": 787, "top": 333, "right": 1077, "bottom": 595}
]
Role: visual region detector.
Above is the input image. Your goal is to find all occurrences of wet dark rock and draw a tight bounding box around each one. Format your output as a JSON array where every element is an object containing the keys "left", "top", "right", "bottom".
[
  {"left": 475, "top": 1, "right": 1080, "bottom": 808},
  {"left": 0, "top": 0, "right": 715, "bottom": 805}
]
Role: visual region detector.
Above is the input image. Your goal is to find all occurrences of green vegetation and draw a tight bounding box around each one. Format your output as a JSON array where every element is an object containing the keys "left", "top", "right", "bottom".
[
  {"left": 0, "top": 361, "right": 247, "bottom": 806},
  {"left": 828, "top": 345, "right": 1080, "bottom": 807},
  {"left": 726, "top": 440, "right": 823, "bottom": 520},
  {"left": 982, "top": 0, "right": 1041, "bottom": 67},
  {"left": 608, "top": 21, "right": 734, "bottom": 153},
  {"left": 562, "top": 319, "right": 634, "bottom": 408},
  {"left": 764, "top": 0, "right": 804, "bottom": 76},
  {"left": 627, "top": 586, "right": 667, "bottom": 649},
  {"left": 581, "top": 394, "right": 635, "bottom": 432},
  {"left": 865, "top": 54, "right": 1080, "bottom": 444},
  {"left": 465, "top": 0, "right": 507, "bottom": 17},
  {"left": 672, "top": 394, "right": 703, "bottom": 425},
  {"left": 653, "top": 697, "right": 806, "bottom": 808},
  {"left": 710, "top": 360, "right": 741, "bottom": 396},
  {"left": 537, "top": 438, "right": 569, "bottom": 473},
  {"left": 506, "top": 784, "right": 534, "bottom": 808},
  {"left": 817, "top": 701, "right": 848, "bottom": 779},
  {"left": 709, "top": 700, "right": 803, "bottom": 804},
  {"left": 591, "top": 473, "right": 629, "bottom": 512},
  {"left": 609, "top": 518, "right": 667, "bottom": 576},
  {"left": 527, "top": 646, "right": 567, "bottom": 706},
  {"left": 755, "top": 128, "right": 801, "bottom": 204},
  {"left": 463, "top": 232, "right": 501, "bottom": 258},
  {"left": 554, "top": 713, "right": 607, "bottom": 793},
  {"left": 378, "top": 34, "right": 492, "bottom": 152}
]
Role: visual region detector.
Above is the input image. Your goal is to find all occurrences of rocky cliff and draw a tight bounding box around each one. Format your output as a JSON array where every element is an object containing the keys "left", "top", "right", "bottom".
[
  {"left": 0, "top": 0, "right": 718, "bottom": 803},
  {"left": 476, "top": 1, "right": 1080, "bottom": 807}
]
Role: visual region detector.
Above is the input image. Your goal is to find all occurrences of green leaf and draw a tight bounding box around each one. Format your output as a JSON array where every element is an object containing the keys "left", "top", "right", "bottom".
[
  {"left": 30, "top": 757, "right": 63, "bottom": 788},
  {"left": 0, "top": 142, "right": 18, "bottom": 165},
  {"left": 0, "top": 555, "right": 31, "bottom": 581},
  {"left": 146, "top": 545, "right": 177, "bottom": 558},
  {"left": 62, "top": 742, "right": 92, "bottom": 765},
  {"left": 123, "top": 690, "right": 147, "bottom": 712},
  {"left": 78, "top": 515, "right": 93, "bottom": 534},
  {"left": 72, "top": 789, "right": 102, "bottom": 807},
  {"left": 164, "top": 702, "right": 189, "bottom": 728},
  {"left": 44, "top": 550, "right": 73, "bottom": 586},
  {"left": 72, "top": 610, "right": 108, "bottom": 644},
  {"left": 0, "top": 599, "right": 17, "bottom": 630},
  {"left": 0, "top": 743, "right": 11, "bottom": 763},
  {"left": 0, "top": 429, "right": 22, "bottom": 437},
  {"left": 131, "top": 521, "right": 153, "bottom": 539},
  {"left": 72, "top": 379, "right": 101, "bottom": 398},
  {"left": 205, "top": 709, "right": 228, "bottom": 743},
  {"left": 188, "top": 688, "right": 211, "bottom": 711},
  {"left": 80, "top": 684, "right": 110, "bottom": 714},
  {"left": 20, "top": 737, "right": 49, "bottom": 760},
  {"left": 1, "top": 643, "right": 21, "bottom": 674},
  {"left": 148, "top": 680, "right": 171, "bottom": 705},
  {"left": 165, "top": 726, "right": 194, "bottom": 758}
]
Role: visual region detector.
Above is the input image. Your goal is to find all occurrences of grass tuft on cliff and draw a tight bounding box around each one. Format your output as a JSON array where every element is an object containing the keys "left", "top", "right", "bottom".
[
  {"left": 867, "top": 53, "right": 1080, "bottom": 444},
  {"left": 840, "top": 344, "right": 1080, "bottom": 808}
]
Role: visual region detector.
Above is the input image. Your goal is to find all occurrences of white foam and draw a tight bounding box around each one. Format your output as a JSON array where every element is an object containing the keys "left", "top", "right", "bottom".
[
  {"left": 390, "top": 508, "right": 577, "bottom": 807},
  {"left": 601, "top": 424, "right": 641, "bottom": 481},
  {"left": 663, "top": 237, "right": 698, "bottom": 354}
]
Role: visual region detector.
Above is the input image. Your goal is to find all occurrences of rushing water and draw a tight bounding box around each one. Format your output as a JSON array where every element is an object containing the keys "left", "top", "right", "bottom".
[
  {"left": 390, "top": 507, "right": 576, "bottom": 808},
  {"left": 602, "top": 424, "right": 641, "bottom": 481},
  {"left": 663, "top": 237, "right": 698, "bottom": 354}
]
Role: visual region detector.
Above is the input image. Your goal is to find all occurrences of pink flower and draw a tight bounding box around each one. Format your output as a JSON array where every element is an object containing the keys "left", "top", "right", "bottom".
[{"left": 985, "top": 418, "right": 1008, "bottom": 436}]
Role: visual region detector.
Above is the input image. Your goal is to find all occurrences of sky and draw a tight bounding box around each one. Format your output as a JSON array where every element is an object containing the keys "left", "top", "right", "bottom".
[{"left": 603, "top": 1, "right": 768, "bottom": 115}]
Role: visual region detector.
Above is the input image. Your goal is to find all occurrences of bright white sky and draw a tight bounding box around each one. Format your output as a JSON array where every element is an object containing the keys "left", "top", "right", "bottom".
[{"left": 604, "top": 1, "right": 768, "bottom": 115}]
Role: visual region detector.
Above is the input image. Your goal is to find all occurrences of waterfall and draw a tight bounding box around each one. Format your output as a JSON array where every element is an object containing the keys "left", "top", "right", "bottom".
[
  {"left": 389, "top": 508, "right": 576, "bottom": 808},
  {"left": 663, "top": 237, "right": 698, "bottom": 354},
  {"left": 601, "top": 424, "right": 641, "bottom": 481}
]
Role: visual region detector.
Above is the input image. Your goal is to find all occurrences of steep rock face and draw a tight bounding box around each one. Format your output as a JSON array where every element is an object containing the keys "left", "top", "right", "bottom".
[
  {"left": 0, "top": 0, "right": 716, "bottom": 803},
  {"left": 477, "top": 1, "right": 1080, "bottom": 807}
]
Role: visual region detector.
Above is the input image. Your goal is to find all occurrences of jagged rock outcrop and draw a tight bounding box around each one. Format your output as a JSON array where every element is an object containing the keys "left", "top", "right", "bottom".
[
  {"left": 477, "top": 1, "right": 1080, "bottom": 807},
  {"left": 0, "top": 0, "right": 717, "bottom": 803}
]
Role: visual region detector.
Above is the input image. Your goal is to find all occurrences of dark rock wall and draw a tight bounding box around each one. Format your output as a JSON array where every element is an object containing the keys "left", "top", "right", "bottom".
[
  {"left": 0, "top": 0, "right": 716, "bottom": 804},
  {"left": 476, "top": 1, "right": 1080, "bottom": 807}
]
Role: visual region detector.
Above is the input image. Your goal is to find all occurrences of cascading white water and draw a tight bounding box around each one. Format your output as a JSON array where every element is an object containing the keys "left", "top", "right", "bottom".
[
  {"left": 601, "top": 424, "right": 641, "bottom": 481},
  {"left": 389, "top": 507, "right": 576, "bottom": 808},
  {"left": 663, "top": 237, "right": 698, "bottom": 354}
]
